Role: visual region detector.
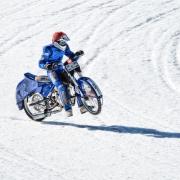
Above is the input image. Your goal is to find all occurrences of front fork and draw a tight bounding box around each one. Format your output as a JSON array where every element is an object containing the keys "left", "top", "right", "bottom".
[{"left": 64, "top": 70, "right": 84, "bottom": 107}]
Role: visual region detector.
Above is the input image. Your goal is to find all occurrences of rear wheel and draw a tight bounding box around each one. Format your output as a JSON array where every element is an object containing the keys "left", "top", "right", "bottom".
[
  {"left": 24, "top": 93, "right": 46, "bottom": 121},
  {"left": 80, "top": 80, "right": 101, "bottom": 115}
]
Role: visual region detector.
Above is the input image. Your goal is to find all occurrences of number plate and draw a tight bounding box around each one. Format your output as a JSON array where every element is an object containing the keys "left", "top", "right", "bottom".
[{"left": 65, "top": 61, "right": 80, "bottom": 72}]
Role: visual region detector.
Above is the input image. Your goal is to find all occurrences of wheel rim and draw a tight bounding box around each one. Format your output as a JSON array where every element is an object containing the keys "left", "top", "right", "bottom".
[{"left": 24, "top": 93, "right": 46, "bottom": 118}]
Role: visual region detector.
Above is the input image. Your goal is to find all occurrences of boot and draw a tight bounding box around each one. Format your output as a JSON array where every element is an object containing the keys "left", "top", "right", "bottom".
[
  {"left": 80, "top": 106, "right": 87, "bottom": 114},
  {"left": 66, "top": 109, "right": 73, "bottom": 117}
]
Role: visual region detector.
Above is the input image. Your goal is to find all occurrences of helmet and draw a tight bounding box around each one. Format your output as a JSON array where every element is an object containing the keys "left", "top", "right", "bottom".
[{"left": 52, "top": 32, "right": 70, "bottom": 46}]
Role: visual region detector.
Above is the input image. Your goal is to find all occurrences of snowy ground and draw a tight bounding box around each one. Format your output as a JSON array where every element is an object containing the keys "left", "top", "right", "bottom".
[{"left": 0, "top": 0, "right": 180, "bottom": 179}]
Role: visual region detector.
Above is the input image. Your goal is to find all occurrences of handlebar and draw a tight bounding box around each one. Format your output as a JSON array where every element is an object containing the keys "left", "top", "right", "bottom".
[{"left": 46, "top": 59, "right": 80, "bottom": 71}]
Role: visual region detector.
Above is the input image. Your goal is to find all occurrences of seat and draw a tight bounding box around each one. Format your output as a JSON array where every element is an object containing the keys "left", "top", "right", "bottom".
[
  {"left": 24, "top": 73, "right": 51, "bottom": 83},
  {"left": 35, "top": 75, "right": 51, "bottom": 83}
]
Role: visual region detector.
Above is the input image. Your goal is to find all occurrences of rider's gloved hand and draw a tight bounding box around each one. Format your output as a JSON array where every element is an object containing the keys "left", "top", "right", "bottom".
[
  {"left": 72, "top": 50, "right": 84, "bottom": 61},
  {"left": 45, "top": 63, "right": 57, "bottom": 70},
  {"left": 75, "top": 50, "right": 84, "bottom": 57}
]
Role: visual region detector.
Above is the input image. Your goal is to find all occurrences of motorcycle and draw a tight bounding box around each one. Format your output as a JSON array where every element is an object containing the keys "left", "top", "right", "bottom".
[{"left": 16, "top": 59, "right": 103, "bottom": 121}]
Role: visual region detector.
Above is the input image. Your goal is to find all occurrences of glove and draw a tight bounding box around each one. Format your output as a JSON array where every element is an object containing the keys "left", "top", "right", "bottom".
[
  {"left": 45, "top": 63, "right": 57, "bottom": 70},
  {"left": 74, "top": 50, "right": 84, "bottom": 56}
]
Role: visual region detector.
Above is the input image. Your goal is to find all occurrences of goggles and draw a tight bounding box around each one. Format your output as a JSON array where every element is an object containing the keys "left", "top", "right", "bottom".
[{"left": 57, "top": 34, "right": 70, "bottom": 46}]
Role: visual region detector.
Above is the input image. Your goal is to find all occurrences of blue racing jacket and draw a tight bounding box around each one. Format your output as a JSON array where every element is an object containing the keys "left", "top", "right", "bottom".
[{"left": 39, "top": 44, "right": 75, "bottom": 70}]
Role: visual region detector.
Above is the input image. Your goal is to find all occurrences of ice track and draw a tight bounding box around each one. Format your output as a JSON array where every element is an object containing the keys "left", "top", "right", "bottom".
[{"left": 0, "top": 0, "right": 180, "bottom": 180}]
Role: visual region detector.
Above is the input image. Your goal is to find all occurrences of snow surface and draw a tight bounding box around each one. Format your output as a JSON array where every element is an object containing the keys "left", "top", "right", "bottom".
[{"left": 0, "top": 0, "right": 180, "bottom": 179}]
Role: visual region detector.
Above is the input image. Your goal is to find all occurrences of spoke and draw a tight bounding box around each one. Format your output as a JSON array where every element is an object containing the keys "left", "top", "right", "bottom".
[{"left": 26, "top": 93, "right": 46, "bottom": 115}]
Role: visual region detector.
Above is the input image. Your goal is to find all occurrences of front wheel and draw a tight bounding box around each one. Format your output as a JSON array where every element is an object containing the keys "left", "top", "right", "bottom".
[
  {"left": 79, "top": 78, "right": 102, "bottom": 115},
  {"left": 24, "top": 92, "right": 46, "bottom": 121}
]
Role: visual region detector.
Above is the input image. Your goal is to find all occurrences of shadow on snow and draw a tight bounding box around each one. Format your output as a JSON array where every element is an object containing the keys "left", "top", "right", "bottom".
[{"left": 42, "top": 121, "right": 180, "bottom": 139}]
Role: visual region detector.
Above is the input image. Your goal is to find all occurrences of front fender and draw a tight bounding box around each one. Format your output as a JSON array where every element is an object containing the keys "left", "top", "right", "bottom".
[{"left": 77, "top": 77, "right": 103, "bottom": 99}]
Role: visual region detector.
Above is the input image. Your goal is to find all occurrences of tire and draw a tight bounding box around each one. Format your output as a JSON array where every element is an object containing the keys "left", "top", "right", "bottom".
[
  {"left": 80, "top": 80, "right": 102, "bottom": 115},
  {"left": 23, "top": 93, "right": 46, "bottom": 121}
]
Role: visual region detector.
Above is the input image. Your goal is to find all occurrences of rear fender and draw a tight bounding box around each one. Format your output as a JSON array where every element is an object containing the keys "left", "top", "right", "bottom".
[{"left": 16, "top": 78, "right": 41, "bottom": 110}]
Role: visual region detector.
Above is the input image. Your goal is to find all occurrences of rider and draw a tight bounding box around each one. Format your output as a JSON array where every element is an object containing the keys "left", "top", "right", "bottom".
[{"left": 39, "top": 32, "right": 86, "bottom": 117}]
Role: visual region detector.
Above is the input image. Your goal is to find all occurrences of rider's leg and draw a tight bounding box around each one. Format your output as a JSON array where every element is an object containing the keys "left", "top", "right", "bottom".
[
  {"left": 48, "top": 70, "right": 72, "bottom": 116},
  {"left": 76, "top": 96, "right": 87, "bottom": 114},
  {"left": 57, "top": 84, "right": 72, "bottom": 111},
  {"left": 76, "top": 79, "right": 87, "bottom": 114}
]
